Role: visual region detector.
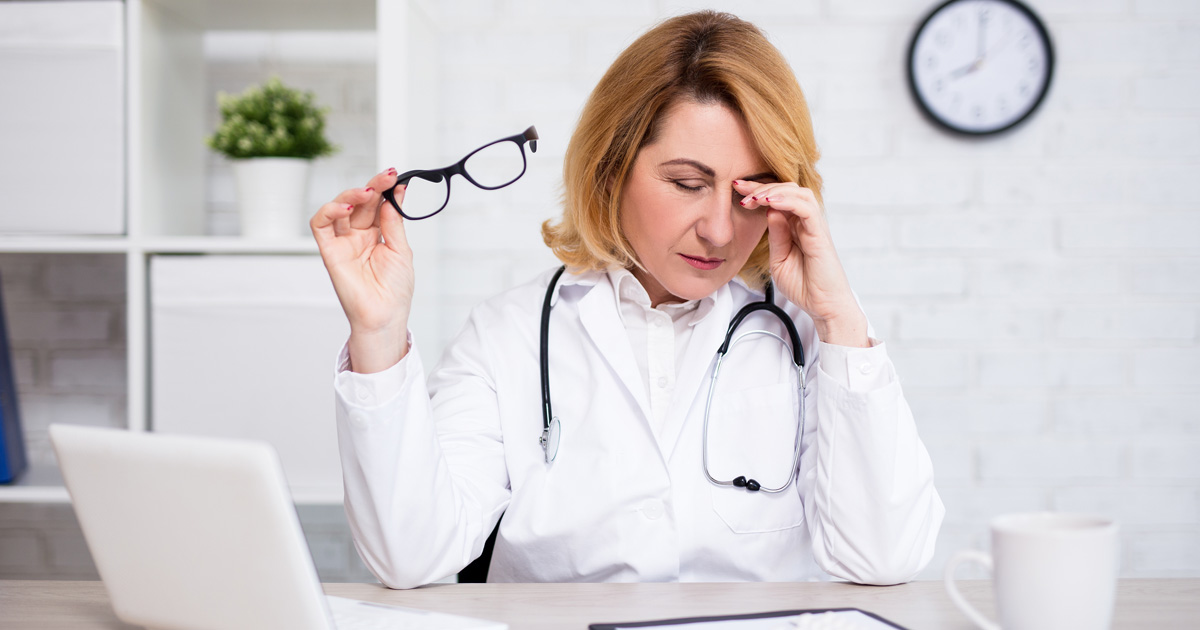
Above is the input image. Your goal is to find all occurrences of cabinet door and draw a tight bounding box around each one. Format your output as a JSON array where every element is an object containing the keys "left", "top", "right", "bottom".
[
  {"left": 150, "top": 255, "right": 350, "bottom": 500},
  {"left": 0, "top": 1, "right": 124, "bottom": 235}
]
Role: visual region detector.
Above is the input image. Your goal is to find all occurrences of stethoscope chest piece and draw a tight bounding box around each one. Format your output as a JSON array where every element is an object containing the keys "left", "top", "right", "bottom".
[{"left": 540, "top": 416, "right": 561, "bottom": 463}]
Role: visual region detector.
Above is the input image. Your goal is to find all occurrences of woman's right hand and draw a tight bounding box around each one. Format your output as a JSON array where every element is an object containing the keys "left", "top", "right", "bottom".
[{"left": 311, "top": 168, "right": 414, "bottom": 373}]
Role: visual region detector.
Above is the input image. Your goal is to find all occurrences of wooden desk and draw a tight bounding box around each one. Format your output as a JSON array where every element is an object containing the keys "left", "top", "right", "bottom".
[{"left": 1, "top": 579, "right": 1197, "bottom": 629}]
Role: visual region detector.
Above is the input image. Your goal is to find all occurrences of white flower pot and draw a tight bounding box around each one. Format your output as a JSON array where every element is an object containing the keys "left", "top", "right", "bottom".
[{"left": 231, "top": 157, "right": 312, "bottom": 239}]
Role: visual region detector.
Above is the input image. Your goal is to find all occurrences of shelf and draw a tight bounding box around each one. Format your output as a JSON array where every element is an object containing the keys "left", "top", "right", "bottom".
[
  {"left": 0, "top": 463, "right": 69, "bottom": 503},
  {"left": 289, "top": 487, "right": 345, "bottom": 506},
  {"left": 0, "top": 236, "right": 130, "bottom": 254},
  {"left": 151, "top": 0, "right": 374, "bottom": 31},
  {"left": 0, "top": 463, "right": 342, "bottom": 505},
  {"left": 140, "top": 236, "right": 319, "bottom": 254},
  {"left": 0, "top": 236, "right": 322, "bottom": 255}
]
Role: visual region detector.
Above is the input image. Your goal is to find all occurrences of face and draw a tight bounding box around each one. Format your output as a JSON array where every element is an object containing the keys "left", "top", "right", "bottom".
[{"left": 619, "top": 100, "right": 774, "bottom": 307}]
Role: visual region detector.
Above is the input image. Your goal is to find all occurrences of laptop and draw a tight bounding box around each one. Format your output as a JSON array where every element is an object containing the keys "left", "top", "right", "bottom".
[{"left": 49, "top": 424, "right": 507, "bottom": 630}]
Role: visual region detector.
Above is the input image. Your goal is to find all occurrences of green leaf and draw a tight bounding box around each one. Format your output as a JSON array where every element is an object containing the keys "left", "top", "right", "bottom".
[{"left": 205, "top": 75, "right": 338, "bottom": 159}]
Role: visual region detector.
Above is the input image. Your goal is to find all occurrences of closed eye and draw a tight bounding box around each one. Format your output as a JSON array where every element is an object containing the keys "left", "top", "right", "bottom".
[{"left": 673, "top": 180, "right": 705, "bottom": 192}]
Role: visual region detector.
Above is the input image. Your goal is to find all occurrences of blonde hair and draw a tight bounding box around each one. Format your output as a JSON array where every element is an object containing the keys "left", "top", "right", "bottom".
[{"left": 542, "top": 10, "right": 823, "bottom": 288}]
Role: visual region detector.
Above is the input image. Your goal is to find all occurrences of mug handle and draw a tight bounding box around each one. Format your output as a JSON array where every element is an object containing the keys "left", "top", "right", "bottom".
[{"left": 944, "top": 549, "right": 1000, "bottom": 630}]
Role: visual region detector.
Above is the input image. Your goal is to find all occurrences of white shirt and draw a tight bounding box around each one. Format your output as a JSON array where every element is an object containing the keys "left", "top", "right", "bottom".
[{"left": 333, "top": 267, "right": 943, "bottom": 588}]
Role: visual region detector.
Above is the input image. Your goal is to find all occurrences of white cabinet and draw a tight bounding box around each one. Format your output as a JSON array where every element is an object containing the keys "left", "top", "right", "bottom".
[
  {"left": 0, "top": 0, "right": 435, "bottom": 505},
  {"left": 0, "top": 1, "right": 124, "bottom": 235},
  {"left": 150, "top": 255, "right": 349, "bottom": 501}
]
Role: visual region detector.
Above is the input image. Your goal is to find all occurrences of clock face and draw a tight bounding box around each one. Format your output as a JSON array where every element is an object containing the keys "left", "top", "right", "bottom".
[{"left": 908, "top": 0, "right": 1054, "bottom": 135}]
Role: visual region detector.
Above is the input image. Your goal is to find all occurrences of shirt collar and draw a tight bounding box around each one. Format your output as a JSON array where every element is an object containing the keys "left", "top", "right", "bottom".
[{"left": 607, "top": 268, "right": 716, "bottom": 325}]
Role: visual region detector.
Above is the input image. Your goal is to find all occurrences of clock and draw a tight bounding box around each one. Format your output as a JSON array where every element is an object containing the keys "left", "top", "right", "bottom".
[{"left": 907, "top": 0, "right": 1054, "bottom": 136}]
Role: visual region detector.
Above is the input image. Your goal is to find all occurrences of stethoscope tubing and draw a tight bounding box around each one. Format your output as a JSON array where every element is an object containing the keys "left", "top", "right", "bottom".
[
  {"left": 702, "top": 329, "right": 806, "bottom": 494},
  {"left": 538, "top": 265, "right": 807, "bottom": 491},
  {"left": 539, "top": 266, "right": 568, "bottom": 463}
]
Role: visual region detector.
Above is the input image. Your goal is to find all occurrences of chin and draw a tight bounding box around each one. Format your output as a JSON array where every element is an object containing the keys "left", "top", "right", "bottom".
[{"left": 665, "top": 273, "right": 732, "bottom": 302}]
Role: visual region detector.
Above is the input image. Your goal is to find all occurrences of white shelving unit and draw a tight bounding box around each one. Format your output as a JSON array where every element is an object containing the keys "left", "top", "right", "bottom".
[{"left": 0, "top": 0, "right": 440, "bottom": 505}]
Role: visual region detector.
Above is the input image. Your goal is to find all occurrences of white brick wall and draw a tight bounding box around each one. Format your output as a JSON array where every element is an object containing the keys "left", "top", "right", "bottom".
[{"left": 0, "top": 254, "right": 126, "bottom": 467}]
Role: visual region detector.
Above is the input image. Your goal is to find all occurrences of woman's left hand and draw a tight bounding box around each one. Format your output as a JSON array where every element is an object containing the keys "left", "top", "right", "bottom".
[{"left": 734, "top": 180, "right": 870, "bottom": 348}]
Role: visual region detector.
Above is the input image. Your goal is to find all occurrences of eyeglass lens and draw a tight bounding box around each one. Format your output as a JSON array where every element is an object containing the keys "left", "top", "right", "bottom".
[
  {"left": 398, "top": 173, "right": 448, "bottom": 220},
  {"left": 463, "top": 140, "right": 527, "bottom": 188}
]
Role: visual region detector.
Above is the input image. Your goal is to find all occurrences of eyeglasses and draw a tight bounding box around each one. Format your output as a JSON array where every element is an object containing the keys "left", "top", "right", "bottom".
[{"left": 382, "top": 126, "right": 538, "bottom": 220}]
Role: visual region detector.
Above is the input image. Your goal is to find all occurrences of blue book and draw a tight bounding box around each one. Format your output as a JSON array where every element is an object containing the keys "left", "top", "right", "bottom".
[{"left": 0, "top": 272, "right": 27, "bottom": 484}]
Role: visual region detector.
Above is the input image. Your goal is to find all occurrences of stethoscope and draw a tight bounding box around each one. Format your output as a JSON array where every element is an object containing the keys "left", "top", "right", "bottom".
[{"left": 538, "top": 265, "right": 807, "bottom": 493}]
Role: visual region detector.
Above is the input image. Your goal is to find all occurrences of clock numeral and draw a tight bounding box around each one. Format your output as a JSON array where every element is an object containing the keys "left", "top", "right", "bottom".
[
  {"left": 1019, "top": 82, "right": 1029, "bottom": 95},
  {"left": 926, "top": 56, "right": 938, "bottom": 70},
  {"left": 936, "top": 29, "right": 953, "bottom": 47},
  {"left": 935, "top": 79, "right": 944, "bottom": 93},
  {"left": 1028, "top": 58, "right": 1039, "bottom": 72},
  {"left": 973, "top": 105, "right": 984, "bottom": 119}
]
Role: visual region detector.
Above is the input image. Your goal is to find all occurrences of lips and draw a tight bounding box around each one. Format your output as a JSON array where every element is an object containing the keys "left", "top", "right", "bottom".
[{"left": 679, "top": 253, "right": 724, "bottom": 271}]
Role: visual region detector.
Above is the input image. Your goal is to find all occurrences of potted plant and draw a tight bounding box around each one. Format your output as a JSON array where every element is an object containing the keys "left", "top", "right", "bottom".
[{"left": 207, "top": 77, "right": 337, "bottom": 239}]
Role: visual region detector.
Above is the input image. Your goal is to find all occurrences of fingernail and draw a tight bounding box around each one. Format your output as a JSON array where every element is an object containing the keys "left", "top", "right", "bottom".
[
  {"left": 740, "top": 198, "right": 748, "bottom": 206},
  {"left": 387, "top": 168, "right": 397, "bottom": 175},
  {"left": 751, "top": 196, "right": 758, "bottom": 201},
  {"left": 763, "top": 196, "right": 770, "bottom": 203},
  {"left": 346, "top": 204, "right": 353, "bottom": 211},
  {"left": 365, "top": 187, "right": 374, "bottom": 193}
]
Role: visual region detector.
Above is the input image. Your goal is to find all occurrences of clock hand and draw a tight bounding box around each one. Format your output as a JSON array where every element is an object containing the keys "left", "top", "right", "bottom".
[
  {"left": 977, "top": 10, "right": 988, "bottom": 60},
  {"left": 947, "top": 58, "right": 982, "bottom": 80},
  {"left": 982, "top": 27, "right": 1020, "bottom": 61},
  {"left": 949, "top": 27, "right": 1018, "bottom": 82}
]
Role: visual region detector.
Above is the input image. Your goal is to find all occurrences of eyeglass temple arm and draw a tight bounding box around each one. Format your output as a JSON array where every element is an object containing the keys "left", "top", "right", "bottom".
[{"left": 523, "top": 126, "right": 538, "bottom": 153}]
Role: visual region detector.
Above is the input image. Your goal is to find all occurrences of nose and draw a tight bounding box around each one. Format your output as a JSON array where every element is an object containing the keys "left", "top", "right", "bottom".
[{"left": 694, "top": 188, "right": 737, "bottom": 248}]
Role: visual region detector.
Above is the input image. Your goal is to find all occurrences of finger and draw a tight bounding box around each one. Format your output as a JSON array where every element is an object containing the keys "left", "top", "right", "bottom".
[
  {"left": 378, "top": 185, "right": 411, "bottom": 255},
  {"left": 347, "top": 186, "right": 380, "bottom": 230},
  {"left": 747, "top": 189, "right": 824, "bottom": 236},
  {"left": 350, "top": 169, "right": 399, "bottom": 229},
  {"left": 733, "top": 179, "right": 768, "bottom": 209},
  {"left": 311, "top": 201, "right": 354, "bottom": 244},
  {"left": 734, "top": 181, "right": 813, "bottom": 211},
  {"left": 765, "top": 209, "right": 794, "bottom": 267}
]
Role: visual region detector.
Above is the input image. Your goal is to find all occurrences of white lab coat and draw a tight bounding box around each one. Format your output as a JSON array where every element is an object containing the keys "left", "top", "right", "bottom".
[{"left": 334, "top": 267, "right": 944, "bottom": 588}]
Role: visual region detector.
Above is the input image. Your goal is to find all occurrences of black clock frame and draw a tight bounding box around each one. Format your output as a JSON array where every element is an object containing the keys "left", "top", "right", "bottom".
[{"left": 906, "top": 0, "right": 1055, "bottom": 137}]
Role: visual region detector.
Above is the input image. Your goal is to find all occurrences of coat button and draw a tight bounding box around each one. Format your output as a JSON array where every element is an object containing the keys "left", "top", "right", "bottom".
[
  {"left": 641, "top": 499, "right": 665, "bottom": 520},
  {"left": 349, "top": 411, "right": 369, "bottom": 429},
  {"left": 858, "top": 362, "right": 873, "bottom": 375},
  {"left": 657, "top": 377, "right": 668, "bottom": 388},
  {"left": 356, "top": 386, "right": 370, "bottom": 400}
]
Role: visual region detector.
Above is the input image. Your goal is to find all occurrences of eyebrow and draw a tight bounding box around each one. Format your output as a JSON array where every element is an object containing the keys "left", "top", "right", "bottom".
[
  {"left": 660, "top": 158, "right": 715, "bottom": 177},
  {"left": 659, "top": 159, "right": 775, "bottom": 182}
]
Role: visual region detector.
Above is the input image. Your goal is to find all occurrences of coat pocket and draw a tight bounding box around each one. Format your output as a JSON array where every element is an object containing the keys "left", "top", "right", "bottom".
[{"left": 707, "top": 382, "right": 805, "bottom": 534}]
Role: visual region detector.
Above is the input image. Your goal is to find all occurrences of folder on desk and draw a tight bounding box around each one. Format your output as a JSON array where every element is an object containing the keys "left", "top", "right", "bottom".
[
  {"left": 0, "top": 273, "right": 27, "bottom": 484},
  {"left": 590, "top": 607, "right": 907, "bottom": 629}
]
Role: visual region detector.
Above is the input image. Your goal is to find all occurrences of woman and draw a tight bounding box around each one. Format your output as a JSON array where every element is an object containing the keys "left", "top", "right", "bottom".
[{"left": 311, "top": 11, "right": 943, "bottom": 588}]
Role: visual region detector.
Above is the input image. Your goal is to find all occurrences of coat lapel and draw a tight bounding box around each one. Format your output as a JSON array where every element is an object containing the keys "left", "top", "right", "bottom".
[{"left": 576, "top": 275, "right": 654, "bottom": 426}]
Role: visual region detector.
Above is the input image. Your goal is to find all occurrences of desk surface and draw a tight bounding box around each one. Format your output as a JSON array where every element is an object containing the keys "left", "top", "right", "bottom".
[{"left": 1, "top": 579, "right": 1197, "bottom": 629}]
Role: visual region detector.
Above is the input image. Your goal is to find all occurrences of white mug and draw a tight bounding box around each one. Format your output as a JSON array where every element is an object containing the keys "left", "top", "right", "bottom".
[{"left": 944, "top": 512, "right": 1120, "bottom": 630}]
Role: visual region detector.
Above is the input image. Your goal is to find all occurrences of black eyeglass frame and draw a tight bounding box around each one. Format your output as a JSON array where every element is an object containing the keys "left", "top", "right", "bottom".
[{"left": 382, "top": 126, "right": 539, "bottom": 220}]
